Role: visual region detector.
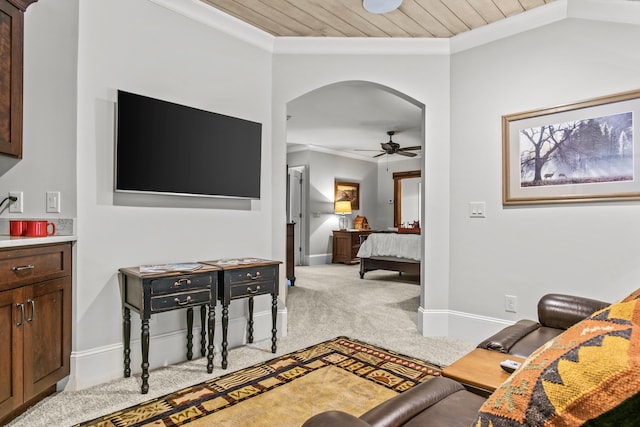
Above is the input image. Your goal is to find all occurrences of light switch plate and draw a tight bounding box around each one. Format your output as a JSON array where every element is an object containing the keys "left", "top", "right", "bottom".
[
  {"left": 46, "top": 191, "right": 61, "bottom": 213},
  {"left": 469, "top": 201, "right": 486, "bottom": 218}
]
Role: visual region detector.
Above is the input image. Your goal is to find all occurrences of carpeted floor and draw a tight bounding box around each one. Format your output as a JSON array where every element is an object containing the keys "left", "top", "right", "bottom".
[{"left": 7, "top": 264, "right": 475, "bottom": 427}]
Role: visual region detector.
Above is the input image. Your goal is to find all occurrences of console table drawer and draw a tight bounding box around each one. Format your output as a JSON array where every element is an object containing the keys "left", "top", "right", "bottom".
[
  {"left": 0, "top": 244, "right": 71, "bottom": 291},
  {"left": 150, "top": 274, "right": 212, "bottom": 296},
  {"left": 230, "top": 280, "right": 276, "bottom": 299},
  {"left": 150, "top": 289, "right": 211, "bottom": 312},
  {"left": 226, "top": 266, "right": 276, "bottom": 286}
]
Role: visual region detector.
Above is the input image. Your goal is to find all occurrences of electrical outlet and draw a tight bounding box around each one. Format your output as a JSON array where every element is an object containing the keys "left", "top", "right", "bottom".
[
  {"left": 46, "top": 191, "right": 61, "bottom": 213},
  {"left": 505, "top": 295, "right": 517, "bottom": 313},
  {"left": 9, "top": 191, "right": 23, "bottom": 213}
]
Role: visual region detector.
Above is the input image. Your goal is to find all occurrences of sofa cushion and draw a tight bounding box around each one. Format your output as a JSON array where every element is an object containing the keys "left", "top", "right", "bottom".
[{"left": 474, "top": 293, "right": 640, "bottom": 426}]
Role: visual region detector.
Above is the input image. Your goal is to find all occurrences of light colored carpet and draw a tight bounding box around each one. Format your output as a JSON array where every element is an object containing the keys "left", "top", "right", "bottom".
[{"left": 7, "top": 263, "right": 474, "bottom": 427}]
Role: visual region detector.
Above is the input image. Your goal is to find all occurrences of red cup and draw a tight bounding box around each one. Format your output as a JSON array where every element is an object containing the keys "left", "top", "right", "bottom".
[
  {"left": 25, "top": 220, "right": 56, "bottom": 237},
  {"left": 10, "top": 220, "right": 27, "bottom": 236}
]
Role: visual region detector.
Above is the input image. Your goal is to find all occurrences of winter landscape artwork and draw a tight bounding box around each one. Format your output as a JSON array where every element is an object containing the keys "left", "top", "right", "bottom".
[{"left": 503, "top": 90, "right": 640, "bottom": 205}]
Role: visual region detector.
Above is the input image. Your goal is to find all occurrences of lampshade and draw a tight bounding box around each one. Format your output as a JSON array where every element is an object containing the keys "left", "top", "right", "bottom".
[
  {"left": 363, "top": 0, "right": 402, "bottom": 14},
  {"left": 335, "top": 200, "right": 352, "bottom": 214}
]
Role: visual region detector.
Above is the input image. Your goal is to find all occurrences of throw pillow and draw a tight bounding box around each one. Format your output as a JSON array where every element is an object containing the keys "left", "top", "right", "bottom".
[{"left": 474, "top": 297, "right": 640, "bottom": 426}]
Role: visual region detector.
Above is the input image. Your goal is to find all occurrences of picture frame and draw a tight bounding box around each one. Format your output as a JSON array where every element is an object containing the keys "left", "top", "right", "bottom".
[
  {"left": 335, "top": 180, "right": 360, "bottom": 210},
  {"left": 503, "top": 89, "right": 640, "bottom": 205}
]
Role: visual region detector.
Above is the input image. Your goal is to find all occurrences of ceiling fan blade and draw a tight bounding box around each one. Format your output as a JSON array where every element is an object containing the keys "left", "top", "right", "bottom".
[
  {"left": 399, "top": 146, "right": 421, "bottom": 151},
  {"left": 355, "top": 149, "right": 384, "bottom": 152},
  {"left": 373, "top": 152, "right": 386, "bottom": 158},
  {"left": 395, "top": 151, "right": 417, "bottom": 157}
]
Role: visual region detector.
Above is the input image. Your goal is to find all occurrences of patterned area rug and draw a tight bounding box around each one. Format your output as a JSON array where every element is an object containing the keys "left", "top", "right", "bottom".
[{"left": 75, "top": 337, "right": 441, "bottom": 427}]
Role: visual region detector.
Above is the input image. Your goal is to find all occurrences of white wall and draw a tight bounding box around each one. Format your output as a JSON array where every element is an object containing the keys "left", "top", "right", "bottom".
[
  {"left": 273, "top": 49, "right": 451, "bottom": 336},
  {"left": 448, "top": 16, "right": 640, "bottom": 342},
  {"left": 69, "top": 0, "right": 277, "bottom": 389},
  {"left": 0, "top": 0, "right": 78, "bottom": 218},
  {"left": 17, "top": 0, "right": 639, "bottom": 393}
]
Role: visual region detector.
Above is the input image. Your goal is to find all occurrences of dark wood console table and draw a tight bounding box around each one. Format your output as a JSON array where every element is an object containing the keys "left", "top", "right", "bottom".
[
  {"left": 118, "top": 264, "right": 220, "bottom": 394},
  {"left": 201, "top": 258, "right": 281, "bottom": 369}
]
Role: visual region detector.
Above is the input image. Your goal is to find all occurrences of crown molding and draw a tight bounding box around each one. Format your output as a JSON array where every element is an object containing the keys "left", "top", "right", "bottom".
[
  {"left": 147, "top": 0, "right": 275, "bottom": 52},
  {"left": 273, "top": 37, "right": 449, "bottom": 56}
]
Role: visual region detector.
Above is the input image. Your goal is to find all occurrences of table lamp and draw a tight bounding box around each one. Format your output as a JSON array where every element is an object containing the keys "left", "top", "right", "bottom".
[{"left": 335, "top": 200, "right": 352, "bottom": 230}]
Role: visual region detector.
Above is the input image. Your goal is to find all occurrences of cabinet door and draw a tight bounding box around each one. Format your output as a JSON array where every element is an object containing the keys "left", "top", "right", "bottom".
[
  {"left": 0, "top": 0, "right": 24, "bottom": 157},
  {"left": 22, "top": 277, "right": 71, "bottom": 400},
  {"left": 0, "top": 287, "right": 24, "bottom": 418}
]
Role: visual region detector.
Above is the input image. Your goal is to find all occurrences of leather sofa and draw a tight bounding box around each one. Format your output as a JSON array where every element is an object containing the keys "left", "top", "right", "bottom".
[
  {"left": 302, "top": 293, "right": 611, "bottom": 427},
  {"left": 476, "top": 293, "right": 609, "bottom": 358}
]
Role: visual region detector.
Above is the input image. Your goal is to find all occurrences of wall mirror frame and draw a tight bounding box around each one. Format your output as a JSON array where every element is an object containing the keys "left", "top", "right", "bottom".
[{"left": 393, "top": 170, "right": 421, "bottom": 227}]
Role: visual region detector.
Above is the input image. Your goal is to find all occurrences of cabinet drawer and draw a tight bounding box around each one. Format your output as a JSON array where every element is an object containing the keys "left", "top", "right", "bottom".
[
  {"left": 0, "top": 244, "right": 71, "bottom": 291},
  {"left": 226, "top": 266, "right": 276, "bottom": 286},
  {"left": 151, "top": 289, "right": 211, "bottom": 312},
  {"left": 150, "top": 273, "right": 212, "bottom": 296},
  {"left": 230, "top": 280, "right": 276, "bottom": 299}
]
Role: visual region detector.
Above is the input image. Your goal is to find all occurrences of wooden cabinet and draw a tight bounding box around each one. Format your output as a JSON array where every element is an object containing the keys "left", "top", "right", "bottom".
[
  {"left": 286, "top": 223, "right": 295, "bottom": 286},
  {"left": 0, "top": 0, "right": 37, "bottom": 158},
  {"left": 0, "top": 242, "right": 72, "bottom": 423},
  {"left": 332, "top": 229, "right": 372, "bottom": 264}
]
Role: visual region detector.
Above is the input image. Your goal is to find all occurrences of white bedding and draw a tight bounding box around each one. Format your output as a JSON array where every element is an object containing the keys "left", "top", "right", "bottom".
[{"left": 356, "top": 233, "right": 421, "bottom": 261}]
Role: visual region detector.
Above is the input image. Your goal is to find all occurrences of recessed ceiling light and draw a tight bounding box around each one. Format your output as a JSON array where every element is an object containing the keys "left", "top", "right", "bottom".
[{"left": 363, "top": 0, "right": 403, "bottom": 14}]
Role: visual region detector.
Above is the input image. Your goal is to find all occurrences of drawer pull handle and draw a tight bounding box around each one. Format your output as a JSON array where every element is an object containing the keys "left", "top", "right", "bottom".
[
  {"left": 174, "top": 296, "right": 192, "bottom": 306},
  {"left": 27, "top": 299, "right": 35, "bottom": 322},
  {"left": 247, "top": 285, "right": 261, "bottom": 294},
  {"left": 173, "top": 278, "right": 192, "bottom": 288},
  {"left": 246, "top": 272, "right": 262, "bottom": 280},
  {"left": 12, "top": 264, "right": 35, "bottom": 272},
  {"left": 16, "top": 303, "right": 25, "bottom": 326}
]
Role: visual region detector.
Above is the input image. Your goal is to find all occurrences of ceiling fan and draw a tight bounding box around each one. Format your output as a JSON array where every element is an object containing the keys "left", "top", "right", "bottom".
[{"left": 359, "top": 131, "right": 421, "bottom": 158}]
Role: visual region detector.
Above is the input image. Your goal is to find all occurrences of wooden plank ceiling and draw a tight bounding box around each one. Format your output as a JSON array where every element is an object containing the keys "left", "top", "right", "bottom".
[{"left": 200, "top": 0, "right": 555, "bottom": 38}]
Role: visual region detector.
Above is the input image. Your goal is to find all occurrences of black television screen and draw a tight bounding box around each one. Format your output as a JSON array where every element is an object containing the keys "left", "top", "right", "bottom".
[{"left": 115, "top": 90, "right": 262, "bottom": 199}]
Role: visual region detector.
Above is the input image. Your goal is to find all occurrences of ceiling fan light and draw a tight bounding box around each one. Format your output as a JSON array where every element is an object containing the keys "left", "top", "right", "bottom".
[{"left": 363, "top": 0, "right": 402, "bottom": 14}]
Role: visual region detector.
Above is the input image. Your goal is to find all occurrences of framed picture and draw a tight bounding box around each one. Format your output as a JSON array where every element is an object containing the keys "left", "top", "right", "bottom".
[
  {"left": 503, "top": 89, "right": 640, "bottom": 205},
  {"left": 335, "top": 180, "right": 360, "bottom": 210}
]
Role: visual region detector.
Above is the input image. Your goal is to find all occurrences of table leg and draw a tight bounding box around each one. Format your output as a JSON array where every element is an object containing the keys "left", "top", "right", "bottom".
[
  {"left": 222, "top": 304, "right": 229, "bottom": 369},
  {"left": 123, "top": 307, "right": 131, "bottom": 378},
  {"left": 247, "top": 296, "right": 254, "bottom": 343},
  {"left": 141, "top": 318, "right": 150, "bottom": 394},
  {"left": 200, "top": 305, "right": 206, "bottom": 357},
  {"left": 187, "top": 307, "right": 194, "bottom": 360},
  {"left": 271, "top": 293, "right": 277, "bottom": 353},
  {"left": 207, "top": 303, "right": 215, "bottom": 373}
]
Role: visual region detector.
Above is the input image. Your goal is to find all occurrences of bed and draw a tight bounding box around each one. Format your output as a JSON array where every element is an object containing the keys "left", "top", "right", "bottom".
[{"left": 356, "top": 232, "right": 421, "bottom": 279}]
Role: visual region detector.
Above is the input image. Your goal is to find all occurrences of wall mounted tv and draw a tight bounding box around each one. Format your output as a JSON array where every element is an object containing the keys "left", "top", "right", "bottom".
[{"left": 115, "top": 90, "right": 262, "bottom": 199}]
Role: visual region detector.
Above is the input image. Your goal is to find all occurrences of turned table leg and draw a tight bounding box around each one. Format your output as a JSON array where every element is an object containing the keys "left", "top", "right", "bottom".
[
  {"left": 207, "top": 303, "right": 215, "bottom": 373},
  {"left": 221, "top": 304, "right": 229, "bottom": 369},
  {"left": 186, "top": 307, "right": 194, "bottom": 360},
  {"left": 141, "top": 318, "right": 150, "bottom": 394},
  {"left": 247, "top": 296, "right": 254, "bottom": 344},
  {"left": 123, "top": 307, "right": 131, "bottom": 377},
  {"left": 271, "top": 293, "right": 277, "bottom": 353},
  {"left": 200, "top": 305, "right": 206, "bottom": 357}
]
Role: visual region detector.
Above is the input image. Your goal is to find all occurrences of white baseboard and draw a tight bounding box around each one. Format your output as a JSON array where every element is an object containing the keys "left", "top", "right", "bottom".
[
  {"left": 67, "top": 307, "right": 287, "bottom": 391},
  {"left": 419, "top": 307, "right": 513, "bottom": 343},
  {"left": 306, "top": 254, "right": 332, "bottom": 265}
]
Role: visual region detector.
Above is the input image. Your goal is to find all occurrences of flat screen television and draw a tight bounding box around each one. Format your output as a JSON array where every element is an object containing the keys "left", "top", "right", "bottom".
[{"left": 115, "top": 90, "right": 262, "bottom": 199}]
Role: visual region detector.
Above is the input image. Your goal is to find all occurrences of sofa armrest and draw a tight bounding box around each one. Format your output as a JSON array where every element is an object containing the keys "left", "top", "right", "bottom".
[
  {"left": 476, "top": 319, "right": 540, "bottom": 354},
  {"left": 302, "top": 411, "right": 372, "bottom": 427},
  {"left": 538, "top": 293, "right": 610, "bottom": 330},
  {"left": 360, "top": 377, "right": 465, "bottom": 427}
]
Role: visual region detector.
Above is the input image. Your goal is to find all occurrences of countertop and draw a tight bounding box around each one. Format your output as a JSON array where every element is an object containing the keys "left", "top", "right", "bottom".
[{"left": 0, "top": 235, "right": 77, "bottom": 248}]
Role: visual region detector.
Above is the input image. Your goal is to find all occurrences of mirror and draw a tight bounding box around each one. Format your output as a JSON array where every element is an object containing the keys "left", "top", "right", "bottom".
[{"left": 393, "top": 170, "right": 421, "bottom": 228}]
